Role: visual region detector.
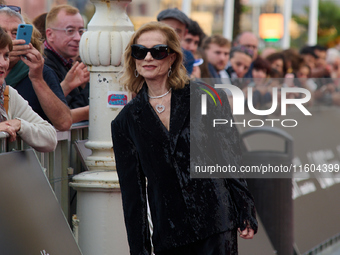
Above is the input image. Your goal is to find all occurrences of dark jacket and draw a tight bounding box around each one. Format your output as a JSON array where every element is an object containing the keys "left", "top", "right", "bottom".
[
  {"left": 207, "top": 62, "right": 221, "bottom": 79},
  {"left": 111, "top": 82, "right": 257, "bottom": 254},
  {"left": 6, "top": 64, "right": 67, "bottom": 122},
  {"left": 44, "top": 48, "right": 89, "bottom": 109}
]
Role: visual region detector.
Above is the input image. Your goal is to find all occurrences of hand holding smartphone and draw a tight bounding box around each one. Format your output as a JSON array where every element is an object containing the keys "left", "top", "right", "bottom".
[{"left": 16, "top": 24, "right": 33, "bottom": 45}]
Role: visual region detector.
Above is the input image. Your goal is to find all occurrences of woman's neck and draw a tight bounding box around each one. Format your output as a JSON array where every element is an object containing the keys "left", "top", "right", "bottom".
[{"left": 146, "top": 77, "right": 170, "bottom": 97}]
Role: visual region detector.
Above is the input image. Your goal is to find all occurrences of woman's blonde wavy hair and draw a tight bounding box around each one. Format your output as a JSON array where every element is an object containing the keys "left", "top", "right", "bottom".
[{"left": 120, "top": 22, "right": 188, "bottom": 94}]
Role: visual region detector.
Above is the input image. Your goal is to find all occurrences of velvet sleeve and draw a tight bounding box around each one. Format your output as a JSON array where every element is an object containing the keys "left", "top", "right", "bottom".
[
  {"left": 197, "top": 84, "right": 258, "bottom": 234},
  {"left": 111, "top": 118, "right": 151, "bottom": 255},
  {"left": 215, "top": 90, "right": 258, "bottom": 234}
]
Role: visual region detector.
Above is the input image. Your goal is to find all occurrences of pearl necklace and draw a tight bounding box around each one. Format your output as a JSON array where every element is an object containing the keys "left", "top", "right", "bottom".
[{"left": 148, "top": 88, "right": 172, "bottom": 114}]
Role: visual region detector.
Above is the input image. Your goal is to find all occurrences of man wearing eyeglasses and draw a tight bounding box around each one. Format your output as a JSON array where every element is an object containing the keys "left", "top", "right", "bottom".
[
  {"left": 44, "top": 5, "right": 89, "bottom": 123},
  {"left": 0, "top": 5, "right": 72, "bottom": 131}
]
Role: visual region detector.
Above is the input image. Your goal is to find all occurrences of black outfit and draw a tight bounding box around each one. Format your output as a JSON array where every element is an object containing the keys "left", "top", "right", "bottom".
[
  {"left": 157, "top": 231, "right": 237, "bottom": 255},
  {"left": 6, "top": 64, "right": 67, "bottom": 122},
  {"left": 111, "top": 82, "right": 257, "bottom": 255},
  {"left": 44, "top": 48, "right": 89, "bottom": 109}
]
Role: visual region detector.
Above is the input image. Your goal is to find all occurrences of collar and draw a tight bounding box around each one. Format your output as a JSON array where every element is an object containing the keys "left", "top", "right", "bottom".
[
  {"left": 132, "top": 82, "right": 190, "bottom": 154},
  {"left": 44, "top": 41, "right": 73, "bottom": 69}
]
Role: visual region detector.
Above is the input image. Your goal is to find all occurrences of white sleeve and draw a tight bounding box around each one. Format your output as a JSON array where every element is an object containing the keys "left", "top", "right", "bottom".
[{"left": 7, "top": 87, "right": 57, "bottom": 152}]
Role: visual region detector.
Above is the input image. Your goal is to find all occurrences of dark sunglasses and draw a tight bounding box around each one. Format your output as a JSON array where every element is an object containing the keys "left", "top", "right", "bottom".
[
  {"left": 131, "top": 44, "right": 173, "bottom": 60},
  {"left": 0, "top": 5, "right": 21, "bottom": 13}
]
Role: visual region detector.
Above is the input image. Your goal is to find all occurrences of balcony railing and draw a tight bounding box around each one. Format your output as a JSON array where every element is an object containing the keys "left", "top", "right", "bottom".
[{"left": 0, "top": 121, "right": 89, "bottom": 220}]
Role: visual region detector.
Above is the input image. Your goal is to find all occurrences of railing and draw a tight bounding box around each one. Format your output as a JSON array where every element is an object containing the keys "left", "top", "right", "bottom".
[{"left": 0, "top": 121, "right": 89, "bottom": 220}]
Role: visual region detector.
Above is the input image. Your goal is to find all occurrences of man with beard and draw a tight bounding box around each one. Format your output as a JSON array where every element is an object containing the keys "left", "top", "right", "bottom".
[{"left": 202, "top": 35, "right": 231, "bottom": 79}]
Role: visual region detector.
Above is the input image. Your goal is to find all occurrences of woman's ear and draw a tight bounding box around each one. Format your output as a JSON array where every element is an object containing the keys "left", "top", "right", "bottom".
[{"left": 170, "top": 53, "right": 177, "bottom": 66}]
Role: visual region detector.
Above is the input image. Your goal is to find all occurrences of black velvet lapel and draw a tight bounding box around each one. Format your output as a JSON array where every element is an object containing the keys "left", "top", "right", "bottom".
[
  {"left": 132, "top": 83, "right": 190, "bottom": 153},
  {"left": 169, "top": 85, "right": 190, "bottom": 154},
  {"left": 133, "top": 84, "right": 170, "bottom": 144}
]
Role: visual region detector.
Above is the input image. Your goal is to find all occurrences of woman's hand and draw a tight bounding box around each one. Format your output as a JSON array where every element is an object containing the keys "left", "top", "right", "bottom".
[
  {"left": 238, "top": 224, "right": 255, "bottom": 239},
  {"left": 0, "top": 119, "right": 21, "bottom": 142}
]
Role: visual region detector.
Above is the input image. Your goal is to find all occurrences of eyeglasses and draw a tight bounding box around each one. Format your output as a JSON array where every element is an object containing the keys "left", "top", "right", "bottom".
[
  {"left": 0, "top": 5, "right": 21, "bottom": 13},
  {"left": 131, "top": 44, "right": 173, "bottom": 60},
  {"left": 51, "top": 28, "right": 86, "bottom": 37}
]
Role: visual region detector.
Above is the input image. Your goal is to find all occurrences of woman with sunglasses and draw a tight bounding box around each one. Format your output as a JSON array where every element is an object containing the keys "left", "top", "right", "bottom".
[
  {"left": 111, "top": 22, "right": 257, "bottom": 255},
  {"left": 0, "top": 27, "right": 57, "bottom": 152}
]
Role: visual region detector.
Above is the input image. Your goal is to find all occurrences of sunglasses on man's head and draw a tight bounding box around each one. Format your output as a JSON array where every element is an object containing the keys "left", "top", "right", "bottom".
[
  {"left": 131, "top": 44, "right": 173, "bottom": 60},
  {"left": 0, "top": 5, "right": 21, "bottom": 13}
]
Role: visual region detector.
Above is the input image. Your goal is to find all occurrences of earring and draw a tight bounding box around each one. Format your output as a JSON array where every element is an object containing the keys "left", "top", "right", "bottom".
[
  {"left": 134, "top": 69, "right": 139, "bottom": 77},
  {"left": 168, "top": 66, "right": 172, "bottom": 77}
]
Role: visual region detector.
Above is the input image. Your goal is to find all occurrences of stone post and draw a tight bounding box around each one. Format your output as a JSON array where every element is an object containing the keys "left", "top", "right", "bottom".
[{"left": 69, "top": 1, "right": 134, "bottom": 254}]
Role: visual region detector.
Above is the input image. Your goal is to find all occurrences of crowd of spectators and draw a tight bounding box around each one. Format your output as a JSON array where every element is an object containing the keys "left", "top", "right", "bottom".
[
  {"left": 0, "top": 1, "right": 89, "bottom": 135},
  {"left": 2, "top": 2, "right": 340, "bottom": 144},
  {"left": 175, "top": 9, "right": 340, "bottom": 110}
]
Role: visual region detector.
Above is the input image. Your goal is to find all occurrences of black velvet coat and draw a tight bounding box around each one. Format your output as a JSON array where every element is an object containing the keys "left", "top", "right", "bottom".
[{"left": 111, "top": 82, "right": 257, "bottom": 255}]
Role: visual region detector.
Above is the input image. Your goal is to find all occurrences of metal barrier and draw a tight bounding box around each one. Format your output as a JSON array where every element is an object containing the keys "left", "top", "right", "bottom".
[{"left": 0, "top": 121, "right": 89, "bottom": 220}]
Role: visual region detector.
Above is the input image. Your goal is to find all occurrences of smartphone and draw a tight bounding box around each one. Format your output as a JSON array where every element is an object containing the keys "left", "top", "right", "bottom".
[{"left": 16, "top": 24, "right": 33, "bottom": 45}]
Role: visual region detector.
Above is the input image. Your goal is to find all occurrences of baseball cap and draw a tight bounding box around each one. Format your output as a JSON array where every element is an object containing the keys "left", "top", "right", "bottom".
[
  {"left": 193, "top": 58, "right": 204, "bottom": 67},
  {"left": 157, "top": 8, "right": 190, "bottom": 27}
]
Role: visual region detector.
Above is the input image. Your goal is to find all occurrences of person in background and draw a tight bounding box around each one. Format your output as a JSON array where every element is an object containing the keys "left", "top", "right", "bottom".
[
  {"left": 181, "top": 19, "right": 205, "bottom": 79},
  {"left": 45, "top": 4, "right": 89, "bottom": 123},
  {"left": 300, "top": 46, "right": 318, "bottom": 70},
  {"left": 195, "top": 48, "right": 211, "bottom": 78},
  {"left": 202, "top": 34, "right": 231, "bottom": 79},
  {"left": 312, "top": 45, "right": 327, "bottom": 69},
  {"left": 310, "top": 45, "right": 331, "bottom": 82},
  {"left": 181, "top": 19, "right": 205, "bottom": 55},
  {"left": 261, "top": 47, "right": 277, "bottom": 59},
  {"left": 32, "top": 12, "right": 47, "bottom": 42},
  {"left": 314, "top": 48, "right": 340, "bottom": 106},
  {"left": 266, "top": 52, "right": 287, "bottom": 77},
  {"left": 0, "top": 26, "right": 57, "bottom": 152},
  {"left": 282, "top": 48, "right": 302, "bottom": 74},
  {"left": 226, "top": 45, "right": 253, "bottom": 82},
  {"left": 233, "top": 31, "right": 259, "bottom": 78},
  {"left": 157, "top": 8, "right": 195, "bottom": 76},
  {"left": 111, "top": 21, "right": 257, "bottom": 255},
  {"left": 293, "top": 62, "right": 316, "bottom": 106},
  {"left": 0, "top": 6, "right": 72, "bottom": 131},
  {"left": 248, "top": 57, "right": 272, "bottom": 109}
]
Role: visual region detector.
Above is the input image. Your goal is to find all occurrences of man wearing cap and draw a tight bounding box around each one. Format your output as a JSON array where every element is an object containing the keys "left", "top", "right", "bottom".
[{"left": 157, "top": 8, "right": 195, "bottom": 76}]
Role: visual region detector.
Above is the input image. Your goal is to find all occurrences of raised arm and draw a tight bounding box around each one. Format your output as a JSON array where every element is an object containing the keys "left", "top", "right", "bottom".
[{"left": 17, "top": 42, "right": 72, "bottom": 131}]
